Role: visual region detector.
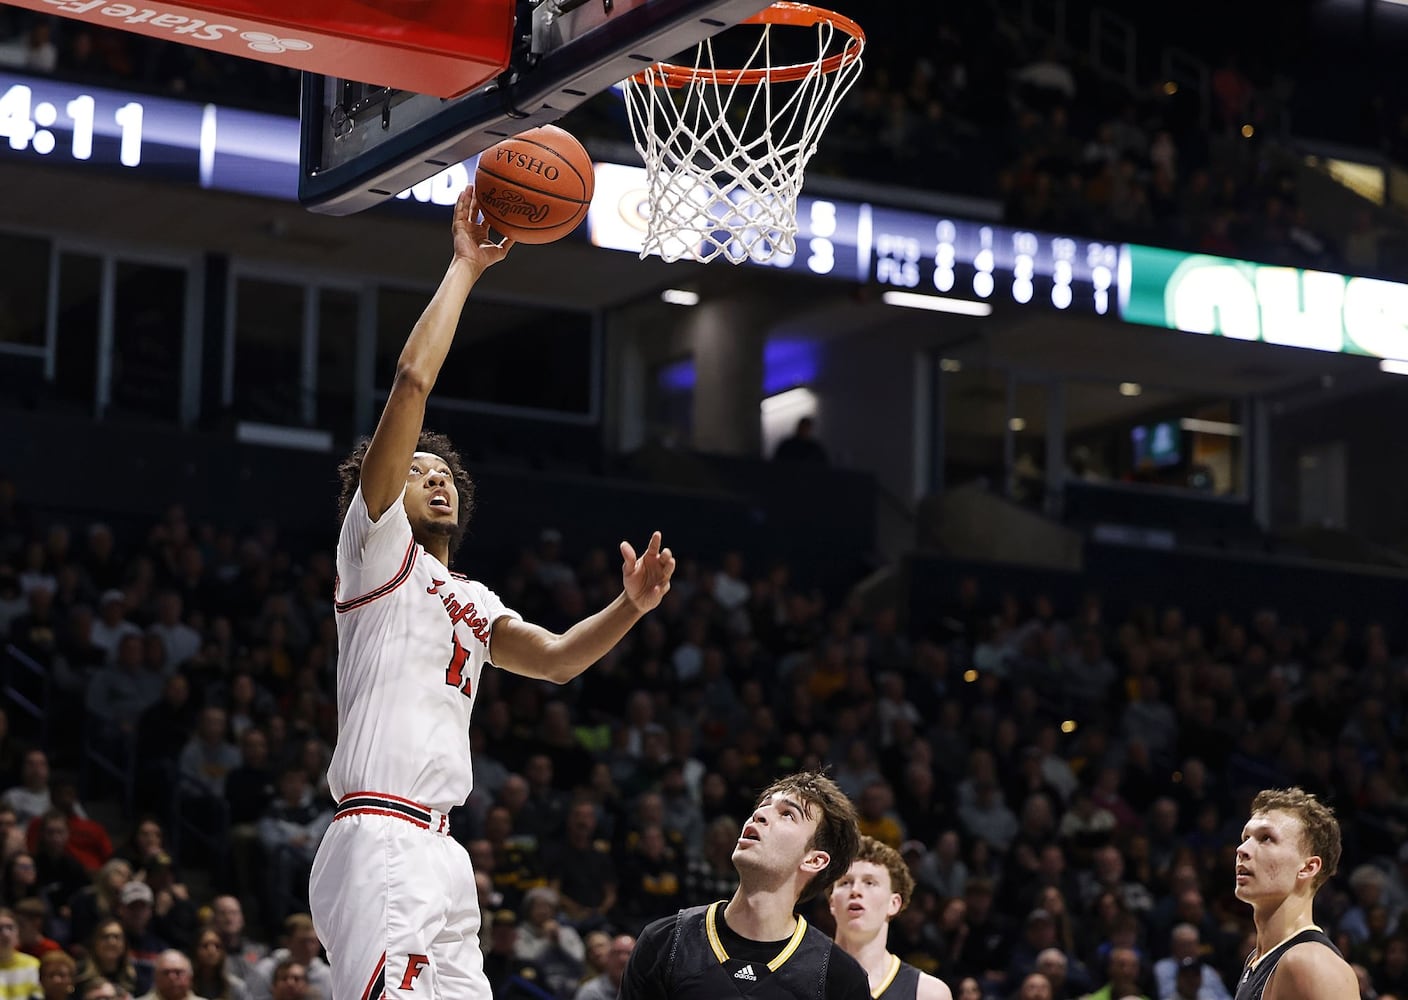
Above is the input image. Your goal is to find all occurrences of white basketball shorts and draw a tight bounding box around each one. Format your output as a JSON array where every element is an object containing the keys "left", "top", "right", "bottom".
[{"left": 310, "top": 793, "right": 488, "bottom": 1000}]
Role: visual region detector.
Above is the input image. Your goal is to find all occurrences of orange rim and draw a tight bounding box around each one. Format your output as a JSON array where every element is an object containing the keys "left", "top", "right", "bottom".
[{"left": 629, "top": 2, "right": 865, "bottom": 88}]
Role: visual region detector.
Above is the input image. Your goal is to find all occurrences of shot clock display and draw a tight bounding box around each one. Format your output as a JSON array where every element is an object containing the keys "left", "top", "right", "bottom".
[
  {"left": 0, "top": 73, "right": 297, "bottom": 198},
  {"left": 0, "top": 82, "right": 144, "bottom": 163}
]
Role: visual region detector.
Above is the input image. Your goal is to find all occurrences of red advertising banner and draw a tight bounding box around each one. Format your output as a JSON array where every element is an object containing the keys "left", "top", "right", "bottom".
[{"left": 13, "top": 0, "right": 514, "bottom": 98}]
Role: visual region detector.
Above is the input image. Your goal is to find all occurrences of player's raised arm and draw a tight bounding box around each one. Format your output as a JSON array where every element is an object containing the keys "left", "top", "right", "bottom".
[{"left": 360, "top": 185, "right": 513, "bottom": 520}]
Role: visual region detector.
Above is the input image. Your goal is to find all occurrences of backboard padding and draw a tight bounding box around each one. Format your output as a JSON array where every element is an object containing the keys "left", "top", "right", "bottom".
[{"left": 299, "top": 0, "right": 772, "bottom": 215}]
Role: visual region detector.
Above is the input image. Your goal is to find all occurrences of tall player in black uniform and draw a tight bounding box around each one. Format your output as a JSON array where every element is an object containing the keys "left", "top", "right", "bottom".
[
  {"left": 1232, "top": 788, "right": 1356, "bottom": 1000},
  {"left": 620, "top": 771, "right": 870, "bottom": 1000},
  {"left": 829, "top": 837, "right": 951, "bottom": 1000}
]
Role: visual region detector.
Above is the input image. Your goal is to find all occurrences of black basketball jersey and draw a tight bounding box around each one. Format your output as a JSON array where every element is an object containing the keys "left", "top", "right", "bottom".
[
  {"left": 873, "top": 956, "right": 921, "bottom": 1000},
  {"left": 1234, "top": 927, "right": 1342, "bottom": 1000},
  {"left": 660, "top": 901, "right": 861, "bottom": 1000}
]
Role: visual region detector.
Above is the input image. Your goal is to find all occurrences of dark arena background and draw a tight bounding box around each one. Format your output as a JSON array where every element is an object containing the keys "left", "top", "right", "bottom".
[{"left": 3, "top": 0, "right": 1408, "bottom": 998}]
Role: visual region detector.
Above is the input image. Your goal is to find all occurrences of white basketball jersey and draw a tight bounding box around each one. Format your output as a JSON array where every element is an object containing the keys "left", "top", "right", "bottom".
[{"left": 329, "top": 486, "right": 519, "bottom": 812}]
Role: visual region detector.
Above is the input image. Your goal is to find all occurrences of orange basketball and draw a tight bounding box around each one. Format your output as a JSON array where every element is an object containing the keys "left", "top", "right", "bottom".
[{"left": 473, "top": 125, "right": 595, "bottom": 244}]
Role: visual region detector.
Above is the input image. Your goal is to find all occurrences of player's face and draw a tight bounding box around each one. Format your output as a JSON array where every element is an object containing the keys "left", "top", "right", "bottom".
[
  {"left": 733, "top": 791, "right": 827, "bottom": 882},
  {"left": 1235, "top": 809, "right": 1315, "bottom": 902},
  {"left": 406, "top": 452, "right": 458, "bottom": 540},
  {"left": 830, "top": 860, "right": 900, "bottom": 939}
]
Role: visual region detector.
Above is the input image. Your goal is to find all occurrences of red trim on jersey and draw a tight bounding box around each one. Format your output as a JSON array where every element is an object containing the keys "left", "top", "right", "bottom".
[
  {"left": 361, "top": 952, "right": 386, "bottom": 1000},
  {"left": 334, "top": 541, "right": 417, "bottom": 613},
  {"left": 335, "top": 807, "right": 431, "bottom": 829},
  {"left": 343, "top": 790, "right": 432, "bottom": 810},
  {"left": 450, "top": 571, "right": 470, "bottom": 581}
]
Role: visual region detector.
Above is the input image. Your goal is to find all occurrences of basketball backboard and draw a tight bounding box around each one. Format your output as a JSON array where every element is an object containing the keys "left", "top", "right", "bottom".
[{"left": 299, "top": 0, "right": 774, "bottom": 216}]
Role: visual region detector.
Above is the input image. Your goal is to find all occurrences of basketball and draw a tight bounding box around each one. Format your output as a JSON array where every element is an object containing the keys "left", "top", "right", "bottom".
[{"left": 473, "top": 124, "right": 596, "bottom": 244}]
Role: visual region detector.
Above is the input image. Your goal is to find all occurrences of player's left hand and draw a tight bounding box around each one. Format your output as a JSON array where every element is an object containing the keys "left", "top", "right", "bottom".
[{"left": 621, "top": 531, "right": 675, "bottom": 613}]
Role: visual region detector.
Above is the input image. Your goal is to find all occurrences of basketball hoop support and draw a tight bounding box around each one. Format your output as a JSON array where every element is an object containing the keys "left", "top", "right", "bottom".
[{"left": 299, "top": 0, "right": 774, "bottom": 215}]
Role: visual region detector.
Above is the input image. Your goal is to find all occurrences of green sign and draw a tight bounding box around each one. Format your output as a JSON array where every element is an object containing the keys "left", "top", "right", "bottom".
[{"left": 1120, "top": 244, "right": 1408, "bottom": 359}]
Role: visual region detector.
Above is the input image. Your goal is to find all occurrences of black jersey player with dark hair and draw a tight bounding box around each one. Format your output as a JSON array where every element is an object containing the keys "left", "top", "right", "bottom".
[{"left": 620, "top": 771, "right": 870, "bottom": 1000}]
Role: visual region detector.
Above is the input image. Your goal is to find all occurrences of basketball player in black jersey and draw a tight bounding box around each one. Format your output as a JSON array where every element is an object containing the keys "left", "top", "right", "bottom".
[
  {"left": 1232, "top": 787, "right": 1356, "bottom": 1000},
  {"left": 829, "top": 837, "right": 951, "bottom": 1000},
  {"left": 620, "top": 771, "right": 871, "bottom": 1000}
]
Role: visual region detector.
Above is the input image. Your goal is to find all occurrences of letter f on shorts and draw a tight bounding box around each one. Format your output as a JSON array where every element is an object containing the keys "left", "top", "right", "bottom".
[{"left": 398, "top": 955, "right": 430, "bottom": 991}]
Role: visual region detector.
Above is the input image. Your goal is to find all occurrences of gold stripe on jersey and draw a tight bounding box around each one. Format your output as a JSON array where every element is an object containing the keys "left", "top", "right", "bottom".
[
  {"left": 702, "top": 901, "right": 811, "bottom": 972},
  {"left": 872, "top": 954, "right": 902, "bottom": 998}
]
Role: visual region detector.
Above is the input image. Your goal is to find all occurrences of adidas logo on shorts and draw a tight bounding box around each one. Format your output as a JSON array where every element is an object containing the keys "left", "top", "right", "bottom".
[{"left": 734, "top": 964, "right": 758, "bottom": 981}]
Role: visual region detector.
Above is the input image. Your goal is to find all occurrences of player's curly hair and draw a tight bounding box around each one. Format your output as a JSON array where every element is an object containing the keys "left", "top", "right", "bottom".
[
  {"left": 336, "top": 430, "right": 476, "bottom": 559},
  {"left": 852, "top": 835, "right": 916, "bottom": 914},
  {"left": 755, "top": 770, "right": 860, "bottom": 903}
]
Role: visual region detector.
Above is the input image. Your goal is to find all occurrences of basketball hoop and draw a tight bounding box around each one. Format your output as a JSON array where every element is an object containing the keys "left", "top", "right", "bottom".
[{"left": 621, "top": 2, "right": 864, "bottom": 264}]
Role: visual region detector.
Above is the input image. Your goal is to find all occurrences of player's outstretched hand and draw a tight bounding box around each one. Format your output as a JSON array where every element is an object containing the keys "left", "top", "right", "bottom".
[
  {"left": 621, "top": 531, "right": 675, "bottom": 613},
  {"left": 453, "top": 184, "right": 514, "bottom": 272}
]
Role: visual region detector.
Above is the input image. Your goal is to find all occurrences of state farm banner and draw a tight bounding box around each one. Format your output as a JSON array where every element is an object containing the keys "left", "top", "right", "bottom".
[{"left": 13, "top": 0, "right": 513, "bottom": 97}]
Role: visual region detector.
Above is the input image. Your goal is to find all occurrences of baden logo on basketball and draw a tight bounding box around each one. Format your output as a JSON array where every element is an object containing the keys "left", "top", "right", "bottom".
[{"left": 480, "top": 189, "right": 550, "bottom": 225}]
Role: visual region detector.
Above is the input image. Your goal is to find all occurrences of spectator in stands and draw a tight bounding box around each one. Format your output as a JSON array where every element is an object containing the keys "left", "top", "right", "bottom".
[
  {"left": 960, "top": 779, "right": 1019, "bottom": 852},
  {"left": 682, "top": 814, "right": 740, "bottom": 906},
  {"left": 74, "top": 919, "right": 142, "bottom": 998},
  {"left": 29, "top": 779, "right": 109, "bottom": 872},
  {"left": 178, "top": 708, "right": 238, "bottom": 801},
  {"left": 519, "top": 754, "right": 569, "bottom": 843},
  {"left": 15, "top": 898, "right": 58, "bottom": 959},
  {"left": 135, "top": 675, "right": 196, "bottom": 811},
  {"left": 190, "top": 928, "right": 249, "bottom": 1000},
  {"left": 617, "top": 822, "right": 684, "bottom": 933},
  {"left": 856, "top": 781, "right": 905, "bottom": 848},
  {"left": 267, "top": 960, "right": 305, "bottom": 1000},
  {"left": 574, "top": 932, "right": 633, "bottom": 1000},
  {"left": 144, "top": 854, "right": 194, "bottom": 953},
  {"left": 2, "top": 751, "right": 54, "bottom": 827},
  {"left": 513, "top": 887, "right": 585, "bottom": 998},
  {"left": 8, "top": 586, "right": 60, "bottom": 668},
  {"left": 1152, "top": 924, "right": 1228, "bottom": 1000},
  {"left": 1036, "top": 947, "right": 1080, "bottom": 1000},
  {"left": 2, "top": 854, "right": 38, "bottom": 907},
  {"left": 0, "top": 907, "right": 42, "bottom": 999},
  {"left": 138, "top": 950, "right": 197, "bottom": 1000},
  {"left": 545, "top": 800, "right": 617, "bottom": 931},
  {"left": 1344, "top": 865, "right": 1397, "bottom": 945},
  {"left": 36, "top": 951, "right": 75, "bottom": 1000},
  {"left": 147, "top": 593, "right": 198, "bottom": 673},
  {"left": 248, "top": 916, "right": 329, "bottom": 1000},
  {"left": 115, "top": 882, "right": 167, "bottom": 983},
  {"left": 33, "top": 813, "right": 89, "bottom": 913},
  {"left": 482, "top": 908, "right": 540, "bottom": 999},
  {"left": 208, "top": 896, "right": 265, "bottom": 985},
  {"left": 255, "top": 770, "right": 328, "bottom": 928},
  {"left": 90, "top": 592, "right": 138, "bottom": 666},
  {"left": 85, "top": 634, "right": 162, "bottom": 740},
  {"left": 773, "top": 417, "right": 828, "bottom": 465},
  {"left": 1081, "top": 946, "right": 1149, "bottom": 1000},
  {"left": 67, "top": 859, "right": 131, "bottom": 957}
]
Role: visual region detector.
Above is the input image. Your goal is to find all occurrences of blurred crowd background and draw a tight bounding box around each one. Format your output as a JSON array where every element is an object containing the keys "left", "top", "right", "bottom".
[{"left": 2, "top": 477, "right": 1408, "bottom": 1000}]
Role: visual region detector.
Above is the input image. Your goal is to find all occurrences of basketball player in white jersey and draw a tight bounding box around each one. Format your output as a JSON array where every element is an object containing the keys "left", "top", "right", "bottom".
[
  {"left": 829, "top": 837, "right": 951, "bottom": 1000},
  {"left": 309, "top": 184, "right": 676, "bottom": 1000},
  {"left": 1232, "top": 787, "right": 1356, "bottom": 1000}
]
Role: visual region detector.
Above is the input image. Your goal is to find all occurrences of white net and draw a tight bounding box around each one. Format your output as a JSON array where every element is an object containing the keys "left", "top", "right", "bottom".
[{"left": 621, "top": 4, "right": 864, "bottom": 265}]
